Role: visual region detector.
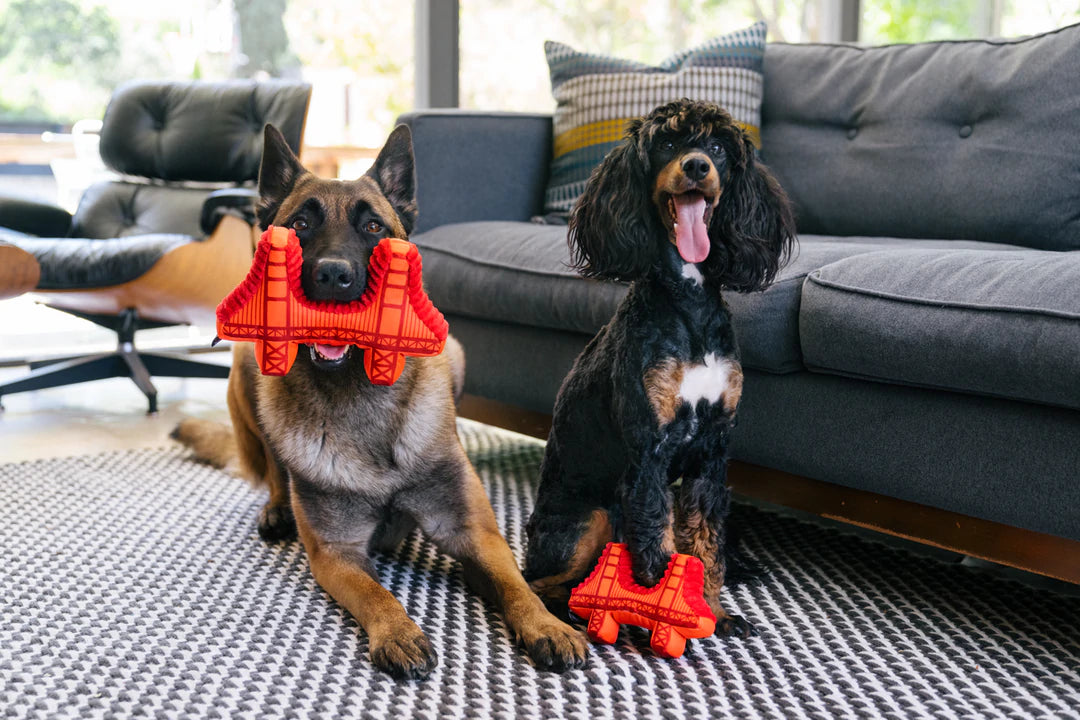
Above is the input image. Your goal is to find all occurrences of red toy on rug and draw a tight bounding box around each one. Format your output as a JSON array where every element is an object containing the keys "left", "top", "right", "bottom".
[
  {"left": 215, "top": 226, "right": 448, "bottom": 384},
  {"left": 568, "top": 542, "right": 717, "bottom": 658}
]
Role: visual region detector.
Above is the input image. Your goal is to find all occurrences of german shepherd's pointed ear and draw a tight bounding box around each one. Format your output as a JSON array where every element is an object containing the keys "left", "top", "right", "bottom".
[
  {"left": 366, "top": 124, "right": 418, "bottom": 236},
  {"left": 258, "top": 123, "right": 307, "bottom": 230}
]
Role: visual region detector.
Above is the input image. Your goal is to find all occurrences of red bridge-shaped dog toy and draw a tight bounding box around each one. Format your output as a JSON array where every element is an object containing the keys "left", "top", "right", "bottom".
[
  {"left": 216, "top": 226, "right": 448, "bottom": 384},
  {"left": 568, "top": 542, "right": 717, "bottom": 658}
]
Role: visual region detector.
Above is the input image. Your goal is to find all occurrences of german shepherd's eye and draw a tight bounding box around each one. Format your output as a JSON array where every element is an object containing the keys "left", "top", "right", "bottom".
[
  {"left": 362, "top": 219, "right": 383, "bottom": 234},
  {"left": 292, "top": 217, "right": 309, "bottom": 232}
]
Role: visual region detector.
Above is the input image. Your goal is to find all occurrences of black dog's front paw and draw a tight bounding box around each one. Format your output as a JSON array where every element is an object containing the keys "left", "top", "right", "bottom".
[
  {"left": 630, "top": 548, "right": 671, "bottom": 588},
  {"left": 716, "top": 614, "right": 758, "bottom": 639},
  {"left": 257, "top": 502, "right": 297, "bottom": 542}
]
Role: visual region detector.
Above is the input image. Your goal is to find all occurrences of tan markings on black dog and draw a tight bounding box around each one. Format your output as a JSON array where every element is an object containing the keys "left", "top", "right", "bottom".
[
  {"left": 528, "top": 509, "right": 612, "bottom": 600},
  {"left": 674, "top": 507, "right": 721, "bottom": 603},
  {"left": 644, "top": 356, "right": 742, "bottom": 425},
  {"left": 651, "top": 153, "right": 721, "bottom": 201},
  {"left": 650, "top": 152, "right": 722, "bottom": 251},
  {"left": 174, "top": 123, "right": 588, "bottom": 679},
  {"left": 673, "top": 505, "right": 747, "bottom": 636},
  {"left": 643, "top": 358, "right": 684, "bottom": 426},
  {"left": 723, "top": 363, "right": 744, "bottom": 415},
  {"left": 661, "top": 503, "right": 677, "bottom": 557}
]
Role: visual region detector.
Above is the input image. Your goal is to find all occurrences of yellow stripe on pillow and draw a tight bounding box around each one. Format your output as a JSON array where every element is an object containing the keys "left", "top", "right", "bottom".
[
  {"left": 553, "top": 118, "right": 635, "bottom": 158},
  {"left": 554, "top": 120, "right": 761, "bottom": 159}
]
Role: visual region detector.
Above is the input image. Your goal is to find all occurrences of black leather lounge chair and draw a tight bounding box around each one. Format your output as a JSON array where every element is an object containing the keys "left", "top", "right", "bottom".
[{"left": 0, "top": 80, "right": 311, "bottom": 413}]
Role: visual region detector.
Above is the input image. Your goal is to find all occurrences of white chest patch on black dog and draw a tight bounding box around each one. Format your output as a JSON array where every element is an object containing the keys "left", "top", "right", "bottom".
[
  {"left": 681, "top": 263, "right": 704, "bottom": 286},
  {"left": 678, "top": 353, "right": 735, "bottom": 406}
]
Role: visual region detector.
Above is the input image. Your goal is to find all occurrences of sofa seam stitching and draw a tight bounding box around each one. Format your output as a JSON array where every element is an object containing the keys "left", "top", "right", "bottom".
[{"left": 805, "top": 274, "right": 1080, "bottom": 322}]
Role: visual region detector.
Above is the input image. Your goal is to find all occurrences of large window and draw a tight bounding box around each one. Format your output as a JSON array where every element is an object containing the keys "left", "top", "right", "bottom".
[
  {"left": 0, "top": 0, "right": 413, "bottom": 154},
  {"left": 2, "top": 1, "right": 1079, "bottom": 160},
  {"left": 460, "top": 0, "right": 1080, "bottom": 115},
  {"left": 460, "top": 0, "right": 836, "bottom": 114},
  {"left": 860, "top": 0, "right": 1080, "bottom": 44}
]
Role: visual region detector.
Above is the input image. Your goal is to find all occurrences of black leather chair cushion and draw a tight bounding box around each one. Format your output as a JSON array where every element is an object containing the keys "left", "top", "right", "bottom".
[
  {"left": 0, "top": 196, "right": 72, "bottom": 237},
  {"left": 98, "top": 80, "right": 311, "bottom": 183},
  {"left": 70, "top": 182, "right": 211, "bottom": 240},
  {"left": 13, "top": 234, "right": 192, "bottom": 290}
]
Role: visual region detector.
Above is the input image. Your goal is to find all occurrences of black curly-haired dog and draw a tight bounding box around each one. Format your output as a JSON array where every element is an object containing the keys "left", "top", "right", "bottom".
[{"left": 523, "top": 99, "right": 795, "bottom": 638}]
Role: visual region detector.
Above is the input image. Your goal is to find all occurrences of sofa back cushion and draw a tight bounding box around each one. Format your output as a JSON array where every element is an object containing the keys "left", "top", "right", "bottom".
[{"left": 760, "top": 24, "right": 1080, "bottom": 251}]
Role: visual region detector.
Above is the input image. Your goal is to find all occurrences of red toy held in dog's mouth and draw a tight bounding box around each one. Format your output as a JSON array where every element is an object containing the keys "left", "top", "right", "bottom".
[{"left": 215, "top": 226, "right": 448, "bottom": 384}]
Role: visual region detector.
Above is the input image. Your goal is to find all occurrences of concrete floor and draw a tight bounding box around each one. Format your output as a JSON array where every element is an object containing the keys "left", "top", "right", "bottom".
[
  {"left": 0, "top": 367, "right": 231, "bottom": 463},
  {"left": 0, "top": 293, "right": 230, "bottom": 463}
]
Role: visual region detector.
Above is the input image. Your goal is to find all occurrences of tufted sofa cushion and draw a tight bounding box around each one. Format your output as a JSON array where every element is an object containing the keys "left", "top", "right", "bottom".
[
  {"left": 760, "top": 24, "right": 1080, "bottom": 251},
  {"left": 98, "top": 80, "right": 311, "bottom": 183}
]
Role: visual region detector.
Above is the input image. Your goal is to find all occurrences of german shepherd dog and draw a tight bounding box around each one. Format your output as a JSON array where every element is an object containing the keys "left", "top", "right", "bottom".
[{"left": 174, "top": 124, "right": 588, "bottom": 679}]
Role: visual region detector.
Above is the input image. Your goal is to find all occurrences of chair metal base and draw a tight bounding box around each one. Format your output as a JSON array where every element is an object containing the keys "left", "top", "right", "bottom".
[{"left": 0, "top": 308, "right": 229, "bottom": 414}]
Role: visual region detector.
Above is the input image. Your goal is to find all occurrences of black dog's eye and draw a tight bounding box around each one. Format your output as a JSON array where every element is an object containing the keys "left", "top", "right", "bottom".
[
  {"left": 707, "top": 140, "right": 723, "bottom": 156},
  {"left": 292, "top": 217, "right": 309, "bottom": 232},
  {"left": 362, "top": 219, "right": 383, "bottom": 234},
  {"left": 660, "top": 139, "right": 675, "bottom": 152}
]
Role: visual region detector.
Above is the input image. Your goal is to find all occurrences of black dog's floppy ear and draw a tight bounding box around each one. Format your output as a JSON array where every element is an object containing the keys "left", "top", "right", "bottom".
[
  {"left": 367, "top": 124, "right": 418, "bottom": 235},
  {"left": 258, "top": 123, "right": 306, "bottom": 230},
  {"left": 705, "top": 132, "right": 796, "bottom": 292},
  {"left": 569, "top": 139, "right": 658, "bottom": 281}
]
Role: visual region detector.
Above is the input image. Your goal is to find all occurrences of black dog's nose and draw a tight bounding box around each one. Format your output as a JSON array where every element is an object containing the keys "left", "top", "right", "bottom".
[
  {"left": 682, "top": 156, "right": 711, "bottom": 182},
  {"left": 313, "top": 258, "right": 356, "bottom": 292}
]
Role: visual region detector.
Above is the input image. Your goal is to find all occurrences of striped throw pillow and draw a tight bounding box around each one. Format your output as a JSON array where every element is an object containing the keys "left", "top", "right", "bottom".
[{"left": 543, "top": 22, "right": 767, "bottom": 217}]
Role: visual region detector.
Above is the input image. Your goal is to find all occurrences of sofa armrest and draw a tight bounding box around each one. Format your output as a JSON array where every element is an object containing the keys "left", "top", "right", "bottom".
[
  {"left": 397, "top": 110, "right": 553, "bottom": 233},
  {"left": 0, "top": 196, "right": 73, "bottom": 237}
]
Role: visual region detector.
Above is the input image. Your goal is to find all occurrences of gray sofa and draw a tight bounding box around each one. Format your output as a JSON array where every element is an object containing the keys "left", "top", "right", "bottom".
[{"left": 399, "top": 25, "right": 1080, "bottom": 566}]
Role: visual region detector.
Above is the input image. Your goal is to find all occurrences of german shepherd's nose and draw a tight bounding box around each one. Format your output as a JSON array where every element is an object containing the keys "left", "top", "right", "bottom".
[{"left": 311, "top": 258, "right": 360, "bottom": 302}]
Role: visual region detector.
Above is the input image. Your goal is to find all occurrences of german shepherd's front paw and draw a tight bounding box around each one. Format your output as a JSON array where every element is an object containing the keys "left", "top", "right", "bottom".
[
  {"left": 370, "top": 625, "right": 439, "bottom": 680},
  {"left": 257, "top": 502, "right": 297, "bottom": 542},
  {"left": 518, "top": 615, "right": 590, "bottom": 672}
]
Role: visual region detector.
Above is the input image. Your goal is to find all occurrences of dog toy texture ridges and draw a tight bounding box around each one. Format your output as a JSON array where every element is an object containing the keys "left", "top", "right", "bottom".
[{"left": 215, "top": 226, "right": 448, "bottom": 384}]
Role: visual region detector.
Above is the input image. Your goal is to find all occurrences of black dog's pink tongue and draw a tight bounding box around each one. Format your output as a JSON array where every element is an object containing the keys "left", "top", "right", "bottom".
[{"left": 674, "top": 194, "right": 710, "bottom": 263}]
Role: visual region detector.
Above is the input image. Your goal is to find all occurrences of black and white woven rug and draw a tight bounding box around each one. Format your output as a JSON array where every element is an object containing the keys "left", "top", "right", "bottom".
[{"left": 2, "top": 420, "right": 1078, "bottom": 719}]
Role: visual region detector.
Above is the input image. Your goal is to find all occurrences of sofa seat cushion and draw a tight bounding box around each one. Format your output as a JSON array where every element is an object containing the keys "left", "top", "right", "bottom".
[
  {"left": 725, "top": 235, "right": 1021, "bottom": 373},
  {"left": 415, "top": 222, "right": 1024, "bottom": 375},
  {"left": 414, "top": 221, "right": 627, "bottom": 338},
  {"left": 801, "top": 249, "right": 1080, "bottom": 410},
  {"left": 10, "top": 234, "right": 193, "bottom": 290}
]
